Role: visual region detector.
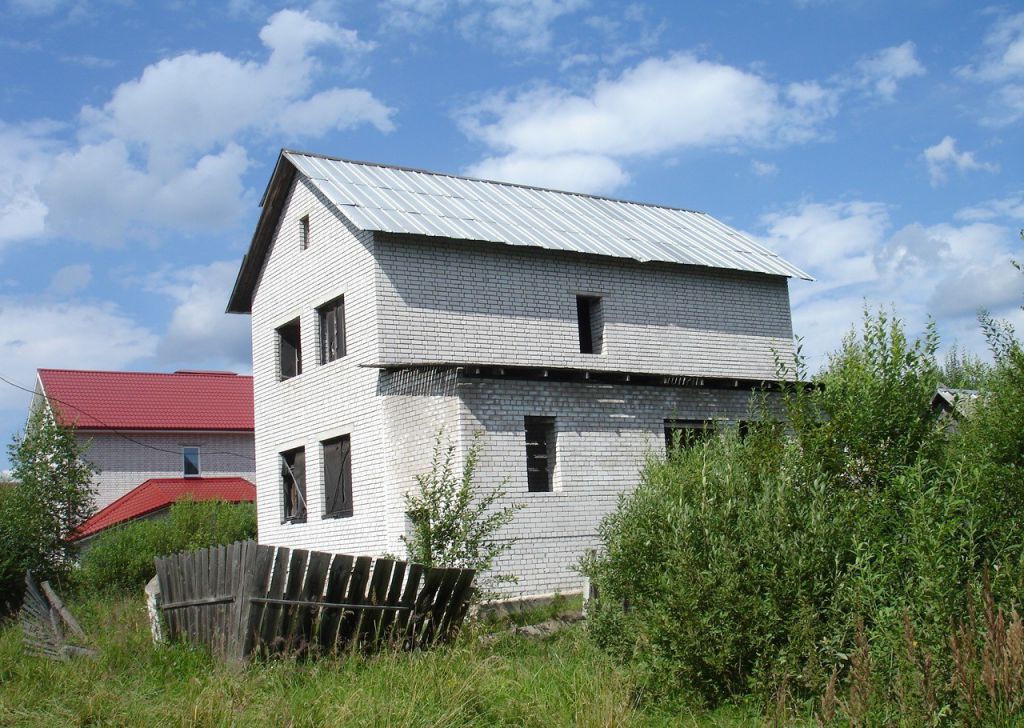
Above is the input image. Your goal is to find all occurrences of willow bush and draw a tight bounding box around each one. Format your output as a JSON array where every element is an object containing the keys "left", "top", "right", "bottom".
[{"left": 583, "top": 307, "right": 1024, "bottom": 719}]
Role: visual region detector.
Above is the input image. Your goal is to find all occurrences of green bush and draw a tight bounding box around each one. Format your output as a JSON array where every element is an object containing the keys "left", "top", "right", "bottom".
[
  {"left": 76, "top": 498, "right": 256, "bottom": 593},
  {"left": 583, "top": 308, "right": 1024, "bottom": 718}
]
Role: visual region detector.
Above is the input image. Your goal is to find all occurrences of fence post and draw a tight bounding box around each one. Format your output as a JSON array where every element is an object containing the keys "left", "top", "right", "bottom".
[{"left": 229, "top": 541, "right": 258, "bottom": 662}]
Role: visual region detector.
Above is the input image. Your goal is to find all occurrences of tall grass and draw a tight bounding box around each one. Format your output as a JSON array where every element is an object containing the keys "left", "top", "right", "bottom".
[{"left": 0, "top": 594, "right": 770, "bottom": 727}]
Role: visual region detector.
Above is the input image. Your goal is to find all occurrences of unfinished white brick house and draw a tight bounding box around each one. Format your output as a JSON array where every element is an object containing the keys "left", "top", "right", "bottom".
[{"left": 227, "top": 150, "right": 811, "bottom": 597}]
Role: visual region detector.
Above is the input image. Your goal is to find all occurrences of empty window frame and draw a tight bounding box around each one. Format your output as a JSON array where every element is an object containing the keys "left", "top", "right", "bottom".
[
  {"left": 277, "top": 319, "right": 302, "bottom": 380},
  {"left": 524, "top": 416, "right": 556, "bottom": 492},
  {"left": 664, "top": 419, "right": 716, "bottom": 453},
  {"left": 182, "top": 446, "right": 200, "bottom": 477},
  {"left": 281, "top": 447, "right": 306, "bottom": 522},
  {"left": 322, "top": 434, "right": 353, "bottom": 518},
  {"left": 299, "top": 214, "right": 310, "bottom": 250},
  {"left": 576, "top": 295, "right": 604, "bottom": 354},
  {"left": 318, "top": 296, "right": 347, "bottom": 364}
]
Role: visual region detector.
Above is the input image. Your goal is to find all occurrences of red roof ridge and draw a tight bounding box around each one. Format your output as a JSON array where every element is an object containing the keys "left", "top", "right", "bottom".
[{"left": 38, "top": 367, "right": 252, "bottom": 379}]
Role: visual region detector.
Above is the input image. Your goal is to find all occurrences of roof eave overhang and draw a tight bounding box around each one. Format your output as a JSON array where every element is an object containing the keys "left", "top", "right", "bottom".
[{"left": 226, "top": 151, "right": 298, "bottom": 314}]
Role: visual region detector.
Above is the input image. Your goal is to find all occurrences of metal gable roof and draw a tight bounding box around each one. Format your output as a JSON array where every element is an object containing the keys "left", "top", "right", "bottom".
[{"left": 284, "top": 150, "right": 812, "bottom": 281}]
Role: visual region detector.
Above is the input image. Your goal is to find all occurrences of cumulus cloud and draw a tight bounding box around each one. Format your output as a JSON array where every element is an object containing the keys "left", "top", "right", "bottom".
[
  {"left": 757, "top": 200, "right": 1023, "bottom": 371},
  {"left": 146, "top": 261, "right": 253, "bottom": 372},
  {"left": 957, "top": 11, "right": 1024, "bottom": 124},
  {"left": 1, "top": 9, "right": 394, "bottom": 248},
  {"left": 955, "top": 193, "right": 1024, "bottom": 223},
  {"left": 751, "top": 160, "right": 778, "bottom": 177},
  {"left": 922, "top": 136, "right": 998, "bottom": 186},
  {"left": 0, "top": 298, "right": 158, "bottom": 410},
  {"left": 466, "top": 153, "right": 629, "bottom": 194},
  {"left": 852, "top": 41, "right": 925, "bottom": 100},
  {"left": 459, "top": 54, "right": 838, "bottom": 191}
]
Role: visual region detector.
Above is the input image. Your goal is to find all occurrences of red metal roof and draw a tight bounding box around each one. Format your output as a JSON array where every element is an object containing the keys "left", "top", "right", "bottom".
[
  {"left": 37, "top": 369, "right": 253, "bottom": 431},
  {"left": 73, "top": 477, "right": 255, "bottom": 540}
]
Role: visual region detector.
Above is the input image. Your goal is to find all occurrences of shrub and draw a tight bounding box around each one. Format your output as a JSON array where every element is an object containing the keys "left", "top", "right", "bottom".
[
  {"left": 403, "top": 430, "right": 522, "bottom": 598},
  {"left": 583, "top": 307, "right": 1024, "bottom": 715},
  {"left": 76, "top": 498, "right": 256, "bottom": 593},
  {"left": 1, "top": 406, "right": 95, "bottom": 613}
]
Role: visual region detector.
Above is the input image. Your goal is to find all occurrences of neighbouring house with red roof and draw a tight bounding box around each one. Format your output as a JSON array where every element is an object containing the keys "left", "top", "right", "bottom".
[{"left": 31, "top": 369, "right": 256, "bottom": 542}]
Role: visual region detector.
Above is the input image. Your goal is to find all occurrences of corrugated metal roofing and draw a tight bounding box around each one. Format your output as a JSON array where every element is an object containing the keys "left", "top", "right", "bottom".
[
  {"left": 284, "top": 151, "right": 812, "bottom": 280},
  {"left": 37, "top": 369, "right": 254, "bottom": 431},
  {"left": 72, "top": 477, "right": 255, "bottom": 540}
]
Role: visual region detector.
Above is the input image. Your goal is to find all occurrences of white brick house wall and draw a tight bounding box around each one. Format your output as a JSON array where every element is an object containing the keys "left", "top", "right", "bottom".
[
  {"left": 80, "top": 432, "right": 255, "bottom": 509},
  {"left": 244, "top": 172, "right": 798, "bottom": 597}
]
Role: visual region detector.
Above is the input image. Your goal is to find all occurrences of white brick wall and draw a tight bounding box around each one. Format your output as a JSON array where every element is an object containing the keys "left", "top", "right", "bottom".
[
  {"left": 80, "top": 431, "right": 255, "bottom": 509},
  {"left": 374, "top": 235, "right": 794, "bottom": 380},
  {"left": 250, "top": 177, "right": 391, "bottom": 555},
  {"left": 246, "top": 175, "right": 796, "bottom": 595}
]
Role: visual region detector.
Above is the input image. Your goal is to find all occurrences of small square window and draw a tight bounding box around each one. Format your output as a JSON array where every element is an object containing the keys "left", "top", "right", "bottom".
[
  {"left": 183, "top": 447, "right": 200, "bottom": 477},
  {"left": 277, "top": 319, "right": 302, "bottom": 380},
  {"left": 299, "top": 215, "right": 310, "bottom": 250},
  {"left": 524, "top": 416, "right": 556, "bottom": 492},
  {"left": 664, "top": 419, "right": 715, "bottom": 453},
  {"left": 281, "top": 447, "right": 306, "bottom": 523},
  {"left": 318, "top": 296, "right": 346, "bottom": 364},
  {"left": 322, "top": 434, "right": 352, "bottom": 518},
  {"left": 576, "top": 295, "right": 603, "bottom": 354}
]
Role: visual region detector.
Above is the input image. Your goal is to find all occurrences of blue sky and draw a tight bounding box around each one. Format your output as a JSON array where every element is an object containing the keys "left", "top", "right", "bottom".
[{"left": 1, "top": 0, "right": 1023, "bottom": 469}]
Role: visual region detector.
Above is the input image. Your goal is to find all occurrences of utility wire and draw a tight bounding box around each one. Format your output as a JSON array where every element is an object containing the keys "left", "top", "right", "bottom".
[{"left": 0, "top": 373, "right": 256, "bottom": 462}]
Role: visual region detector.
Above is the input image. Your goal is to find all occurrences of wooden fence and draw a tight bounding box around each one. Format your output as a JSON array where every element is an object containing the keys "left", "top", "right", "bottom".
[{"left": 154, "top": 541, "right": 475, "bottom": 661}]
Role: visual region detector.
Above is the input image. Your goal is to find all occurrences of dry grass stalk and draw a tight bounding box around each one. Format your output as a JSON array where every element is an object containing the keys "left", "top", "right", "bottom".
[
  {"left": 840, "top": 617, "right": 872, "bottom": 727},
  {"left": 817, "top": 666, "right": 839, "bottom": 726}
]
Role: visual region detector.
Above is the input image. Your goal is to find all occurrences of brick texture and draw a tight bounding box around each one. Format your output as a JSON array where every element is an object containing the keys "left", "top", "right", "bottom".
[{"left": 246, "top": 176, "right": 795, "bottom": 595}]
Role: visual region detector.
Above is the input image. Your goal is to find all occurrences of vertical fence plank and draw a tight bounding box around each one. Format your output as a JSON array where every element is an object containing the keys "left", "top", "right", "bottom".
[
  {"left": 377, "top": 561, "right": 407, "bottom": 640},
  {"left": 154, "top": 557, "right": 173, "bottom": 638},
  {"left": 407, "top": 567, "right": 444, "bottom": 649},
  {"left": 424, "top": 568, "right": 461, "bottom": 646},
  {"left": 359, "top": 559, "right": 395, "bottom": 645},
  {"left": 438, "top": 568, "right": 476, "bottom": 643},
  {"left": 318, "top": 555, "right": 354, "bottom": 651},
  {"left": 338, "top": 556, "right": 372, "bottom": 649},
  {"left": 279, "top": 549, "right": 309, "bottom": 652},
  {"left": 258, "top": 547, "right": 290, "bottom": 654},
  {"left": 239, "top": 543, "right": 274, "bottom": 659},
  {"left": 395, "top": 563, "right": 423, "bottom": 640},
  {"left": 296, "top": 551, "right": 331, "bottom": 652}
]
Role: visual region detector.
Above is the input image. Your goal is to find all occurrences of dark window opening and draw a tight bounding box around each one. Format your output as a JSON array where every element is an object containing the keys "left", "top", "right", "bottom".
[
  {"left": 318, "top": 296, "right": 346, "bottom": 364},
  {"left": 281, "top": 447, "right": 306, "bottom": 522},
  {"left": 525, "top": 416, "right": 556, "bottom": 492},
  {"left": 299, "top": 215, "right": 310, "bottom": 250},
  {"left": 576, "top": 295, "right": 603, "bottom": 354},
  {"left": 278, "top": 319, "right": 302, "bottom": 380},
  {"left": 664, "top": 419, "right": 716, "bottom": 453},
  {"left": 322, "top": 434, "right": 353, "bottom": 518},
  {"left": 183, "top": 446, "right": 200, "bottom": 477}
]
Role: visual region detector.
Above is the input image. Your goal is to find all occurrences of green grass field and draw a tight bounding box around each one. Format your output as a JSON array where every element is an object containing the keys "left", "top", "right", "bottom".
[{"left": 0, "top": 595, "right": 767, "bottom": 727}]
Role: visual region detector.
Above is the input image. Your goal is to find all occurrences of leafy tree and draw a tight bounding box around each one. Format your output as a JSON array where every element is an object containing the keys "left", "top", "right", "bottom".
[
  {"left": 940, "top": 343, "right": 991, "bottom": 389},
  {"left": 1, "top": 404, "right": 96, "bottom": 611},
  {"left": 403, "top": 430, "right": 522, "bottom": 597}
]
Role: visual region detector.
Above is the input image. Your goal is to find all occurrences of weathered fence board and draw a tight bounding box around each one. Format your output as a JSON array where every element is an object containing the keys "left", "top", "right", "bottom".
[{"left": 154, "top": 541, "right": 475, "bottom": 661}]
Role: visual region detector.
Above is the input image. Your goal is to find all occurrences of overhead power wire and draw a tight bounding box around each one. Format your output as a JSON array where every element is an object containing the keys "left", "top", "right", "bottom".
[{"left": 0, "top": 373, "right": 256, "bottom": 462}]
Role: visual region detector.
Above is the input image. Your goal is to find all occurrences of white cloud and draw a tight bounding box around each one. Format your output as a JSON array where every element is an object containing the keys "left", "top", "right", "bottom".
[
  {"left": 751, "top": 160, "right": 778, "bottom": 177},
  {"left": 0, "top": 298, "right": 157, "bottom": 410},
  {"left": 956, "top": 193, "right": 1024, "bottom": 223},
  {"left": 457, "top": 0, "right": 587, "bottom": 54},
  {"left": 1, "top": 9, "right": 394, "bottom": 248},
  {"left": 922, "top": 136, "right": 998, "bottom": 186},
  {"left": 466, "top": 152, "right": 628, "bottom": 194},
  {"left": 379, "top": 0, "right": 449, "bottom": 33},
  {"left": 0, "top": 121, "right": 60, "bottom": 248},
  {"left": 146, "top": 261, "right": 253, "bottom": 372},
  {"left": 459, "top": 54, "right": 837, "bottom": 191},
  {"left": 957, "top": 12, "right": 1024, "bottom": 125},
  {"left": 48, "top": 264, "right": 92, "bottom": 295},
  {"left": 757, "top": 200, "right": 1023, "bottom": 371},
  {"left": 852, "top": 41, "right": 925, "bottom": 100}
]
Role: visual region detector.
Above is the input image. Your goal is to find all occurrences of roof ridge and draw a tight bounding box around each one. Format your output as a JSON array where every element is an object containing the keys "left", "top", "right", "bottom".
[
  {"left": 282, "top": 148, "right": 706, "bottom": 215},
  {"left": 38, "top": 368, "right": 252, "bottom": 379}
]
